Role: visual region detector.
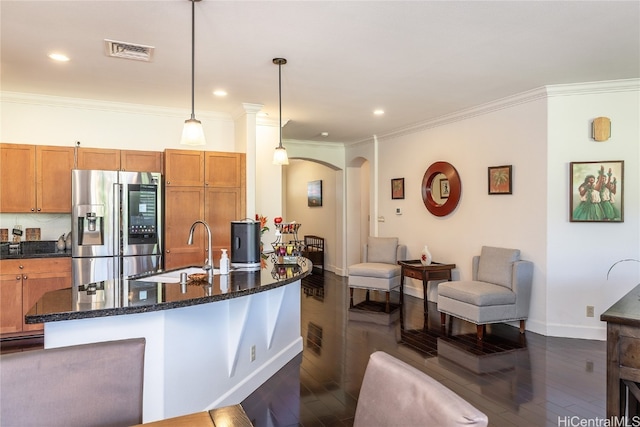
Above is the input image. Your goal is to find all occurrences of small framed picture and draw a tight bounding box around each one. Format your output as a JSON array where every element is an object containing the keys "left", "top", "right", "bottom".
[
  {"left": 570, "top": 160, "right": 623, "bottom": 222},
  {"left": 391, "top": 178, "right": 404, "bottom": 199},
  {"left": 439, "top": 178, "right": 450, "bottom": 199},
  {"left": 307, "top": 180, "right": 323, "bottom": 207},
  {"left": 488, "top": 165, "right": 512, "bottom": 195}
]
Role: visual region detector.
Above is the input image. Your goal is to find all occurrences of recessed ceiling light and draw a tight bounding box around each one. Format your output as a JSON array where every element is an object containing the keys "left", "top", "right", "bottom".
[
  {"left": 213, "top": 90, "right": 227, "bottom": 97},
  {"left": 48, "top": 53, "right": 70, "bottom": 62},
  {"left": 373, "top": 109, "right": 385, "bottom": 116},
  {"left": 321, "top": 132, "right": 329, "bottom": 137}
]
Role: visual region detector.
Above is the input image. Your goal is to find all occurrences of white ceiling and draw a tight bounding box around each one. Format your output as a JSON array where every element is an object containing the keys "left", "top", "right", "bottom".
[{"left": 2, "top": 1, "right": 639, "bottom": 144}]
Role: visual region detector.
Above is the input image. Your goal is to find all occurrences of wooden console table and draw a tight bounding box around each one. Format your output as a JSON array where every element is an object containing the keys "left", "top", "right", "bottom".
[
  {"left": 397, "top": 260, "right": 456, "bottom": 323},
  {"left": 601, "top": 283, "right": 640, "bottom": 419}
]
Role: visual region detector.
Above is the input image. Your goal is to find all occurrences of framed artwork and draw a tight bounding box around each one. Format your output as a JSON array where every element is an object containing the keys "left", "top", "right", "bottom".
[
  {"left": 307, "top": 180, "right": 323, "bottom": 207},
  {"left": 570, "top": 160, "right": 623, "bottom": 222},
  {"left": 439, "top": 178, "right": 450, "bottom": 199},
  {"left": 391, "top": 178, "right": 404, "bottom": 199},
  {"left": 488, "top": 165, "right": 512, "bottom": 195}
]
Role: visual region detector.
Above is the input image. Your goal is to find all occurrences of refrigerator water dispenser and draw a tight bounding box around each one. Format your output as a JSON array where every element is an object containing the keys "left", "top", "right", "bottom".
[{"left": 76, "top": 204, "right": 105, "bottom": 246}]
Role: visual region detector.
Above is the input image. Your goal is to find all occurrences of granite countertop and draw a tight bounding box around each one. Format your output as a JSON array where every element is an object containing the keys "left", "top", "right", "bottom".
[
  {"left": 0, "top": 240, "right": 71, "bottom": 260},
  {"left": 25, "top": 256, "right": 312, "bottom": 324}
]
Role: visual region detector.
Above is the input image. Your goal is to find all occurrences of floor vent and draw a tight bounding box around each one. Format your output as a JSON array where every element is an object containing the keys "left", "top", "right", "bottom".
[{"left": 104, "top": 39, "right": 154, "bottom": 62}]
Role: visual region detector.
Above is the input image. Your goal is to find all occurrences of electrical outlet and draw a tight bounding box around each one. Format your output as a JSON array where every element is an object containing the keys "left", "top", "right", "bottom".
[
  {"left": 250, "top": 345, "right": 256, "bottom": 362},
  {"left": 586, "top": 306, "right": 595, "bottom": 317}
]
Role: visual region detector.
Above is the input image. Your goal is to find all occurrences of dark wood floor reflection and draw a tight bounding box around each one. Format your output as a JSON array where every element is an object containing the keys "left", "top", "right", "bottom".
[{"left": 242, "top": 271, "right": 606, "bottom": 427}]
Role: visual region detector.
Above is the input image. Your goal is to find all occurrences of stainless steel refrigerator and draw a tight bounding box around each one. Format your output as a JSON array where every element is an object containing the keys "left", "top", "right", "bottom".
[{"left": 71, "top": 170, "right": 162, "bottom": 287}]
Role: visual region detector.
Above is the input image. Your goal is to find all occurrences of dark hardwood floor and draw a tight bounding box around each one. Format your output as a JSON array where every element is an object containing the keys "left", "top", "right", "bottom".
[
  {"left": 1, "top": 271, "right": 606, "bottom": 426},
  {"left": 241, "top": 271, "right": 606, "bottom": 427}
]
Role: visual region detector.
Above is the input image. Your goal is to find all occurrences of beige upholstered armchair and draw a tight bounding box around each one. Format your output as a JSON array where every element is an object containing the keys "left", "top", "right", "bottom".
[
  {"left": 438, "top": 246, "right": 533, "bottom": 340},
  {"left": 348, "top": 236, "right": 406, "bottom": 313},
  {"left": 354, "top": 351, "right": 488, "bottom": 426}
]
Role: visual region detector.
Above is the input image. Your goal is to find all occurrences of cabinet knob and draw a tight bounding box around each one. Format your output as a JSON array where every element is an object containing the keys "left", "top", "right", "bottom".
[
  {"left": 19, "top": 265, "right": 24, "bottom": 269},
  {"left": 167, "top": 181, "right": 171, "bottom": 185},
  {"left": 37, "top": 208, "right": 41, "bottom": 212},
  {"left": 16, "top": 276, "right": 20, "bottom": 280},
  {"left": 31, "top": 208, "right": 35, "bottom": 212},
  {"left": 166, "top": 249, "right": 170, "bottom": 253},
  {"left": 23, "top": 275, "right": 27, "bottom": 280}
]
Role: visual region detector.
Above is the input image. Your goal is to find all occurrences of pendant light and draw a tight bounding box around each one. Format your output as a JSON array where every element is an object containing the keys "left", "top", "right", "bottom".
[
  {"left": 272, "top": 58, "right": 289, "bottom": 165},
  {"left": 180, "top": 0, "right": 206, "bottom": 146}
]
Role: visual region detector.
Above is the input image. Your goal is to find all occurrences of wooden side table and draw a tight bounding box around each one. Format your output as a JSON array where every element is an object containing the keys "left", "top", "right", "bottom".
[{"left": 397, "top": 260, "right": 456, "bottom": 323}]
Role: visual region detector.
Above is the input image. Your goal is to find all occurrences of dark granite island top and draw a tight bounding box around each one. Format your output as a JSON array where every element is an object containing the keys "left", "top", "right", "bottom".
[
  {"left": 32, "top": 256, "right": 311, "bottom": 423},
  {"left": 26, "top": 257, "right": 311, "bottom": 324}
]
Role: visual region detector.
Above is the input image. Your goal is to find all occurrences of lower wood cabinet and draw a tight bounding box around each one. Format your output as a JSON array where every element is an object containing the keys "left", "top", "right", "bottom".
[{"left": 0, "top": 258, "right": 71, "bottom": 335}]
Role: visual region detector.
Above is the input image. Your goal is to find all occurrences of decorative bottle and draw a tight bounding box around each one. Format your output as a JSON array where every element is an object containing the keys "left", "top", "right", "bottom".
[
  {"left": 219, "top": 249, "right": 230, "bottom": 275},
  {"left": 420, "top": 245, "right": 432, "bottom": 266}
]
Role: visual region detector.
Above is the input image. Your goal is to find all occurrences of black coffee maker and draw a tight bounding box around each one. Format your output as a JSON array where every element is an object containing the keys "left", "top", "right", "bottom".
[{"left": 230, "top": 220, "right": 261, "bottom": 269}]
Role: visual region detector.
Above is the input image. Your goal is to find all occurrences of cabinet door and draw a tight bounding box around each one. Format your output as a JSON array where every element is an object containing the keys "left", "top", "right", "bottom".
[
  {"left": 0, "top": 143, "right": 36, "bottom": 212},
  {"left": 77, "top": 147, "right": 121, "bottom": 170},
  {"left": 205, "top": 152, "right": 245, "bottom": 188},
  {"left": 22, "top": 268, "right": 71, "bottom": 332},
  {"left": 164, "top": 186, "right": 205, "bottom": 269},
  {"left": 164, "top": 149, "right": 204, "bottom": 187},
  {"left": 206, "top": 187, "right": 244, "bottom": 255},
  {"left": 36, "top": 145, "right": 74, "bottom": 213},
  {"left": 0, "top": 274, "right": 23, "bottom": 334},
  {"left": 121, "top": 150, "right": 163, "bottom": 173}
]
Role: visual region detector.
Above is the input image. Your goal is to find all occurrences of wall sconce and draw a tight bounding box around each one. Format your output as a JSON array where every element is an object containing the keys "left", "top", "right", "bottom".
[{"left": 592, "top": 117, "right": 611, "bottom": 142}]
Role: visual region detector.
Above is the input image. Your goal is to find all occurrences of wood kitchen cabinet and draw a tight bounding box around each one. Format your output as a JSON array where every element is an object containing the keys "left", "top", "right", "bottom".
[
  {"left": 121, "top": 150, "right": 163, "bottom": 173},
  {"left": 163, "top": 186, "right": 205, "bottom": 270},
  {"left": 0, "top": 258, "right": 71, "bottom": 335},
  {"left": 77, "top": 147, "right": 163, "bottom": 172},
  {"left": 77, "top": 147, "right": 121, "bottom": 170},
  {"left": 164, "top": 149, "right": 205, "bottom": 187},
  {"left": 163, "top": 150, "right": 245, "bottom": 268},
  {"left": 0, "top": 143, "right": 74, "bottom": 213}
]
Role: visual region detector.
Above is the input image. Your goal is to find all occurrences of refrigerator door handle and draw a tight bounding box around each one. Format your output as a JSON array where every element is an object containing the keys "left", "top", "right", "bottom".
[{"left": 114, "top": 182, "right": 122, "bottom": 278}]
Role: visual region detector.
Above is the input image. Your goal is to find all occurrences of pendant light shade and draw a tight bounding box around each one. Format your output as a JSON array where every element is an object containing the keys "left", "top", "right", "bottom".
[
  {"left": 272, "top": 58, "right": 289, "bottom": 165},
  {"left": 180, "top": 0, "right": 206, "bottom": 146}
]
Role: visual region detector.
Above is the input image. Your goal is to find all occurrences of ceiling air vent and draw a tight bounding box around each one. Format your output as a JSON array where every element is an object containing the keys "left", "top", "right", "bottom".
[{"left": 104, "top": 39, "right": 154, "bottom": 62}]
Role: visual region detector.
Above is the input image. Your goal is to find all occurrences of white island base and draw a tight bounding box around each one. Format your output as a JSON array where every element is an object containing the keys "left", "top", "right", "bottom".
[{"left": 44, "top": 281, "right": 302, "bottom": 423}]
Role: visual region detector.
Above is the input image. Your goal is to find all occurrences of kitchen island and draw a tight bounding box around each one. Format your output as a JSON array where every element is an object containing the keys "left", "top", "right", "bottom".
[{"left": 25, "top": 258, "right": 311, "bottom": 423}]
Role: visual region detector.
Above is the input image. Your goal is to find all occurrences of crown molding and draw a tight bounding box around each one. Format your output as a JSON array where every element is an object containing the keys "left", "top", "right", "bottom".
[
  {"left": 349, "top": 78, "right": 639, "bottom": 145},
  {"left": 0, "top": 91, "right": 233, "bottom": 121}
]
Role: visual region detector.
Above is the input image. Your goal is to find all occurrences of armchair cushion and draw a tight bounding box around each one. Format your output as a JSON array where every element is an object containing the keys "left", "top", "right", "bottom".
[
  {"left": 439, "top": 281, "right": 516, "bottom": 306},
  {"left": 367, "top": 236, "right": 398, "bottom": 264},
  {"left": 477, "top": 246, "right": 520, "bottom": 289}
]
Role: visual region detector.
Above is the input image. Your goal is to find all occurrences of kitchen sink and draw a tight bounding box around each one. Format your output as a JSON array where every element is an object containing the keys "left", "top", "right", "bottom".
[{"left": 135, "top": 267, "right": 219, "bottom": 283}]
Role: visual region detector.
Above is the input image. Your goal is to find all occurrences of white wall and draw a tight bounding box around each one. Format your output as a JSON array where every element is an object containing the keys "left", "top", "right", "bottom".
[
  {"left": 375, "top": 89, "right": 549, "bottom": 335},
  {"left": 285, "top": 160, "right": 337, "bottom": 273},
  {"left": 1, "top": 92, "right": 235, "bottom": 151},
  {"left": 340, "top": 80, "right": 639, "bottom": 340},
  {"left": 546, "top": 80, "right": 640, "bottom": 339}
]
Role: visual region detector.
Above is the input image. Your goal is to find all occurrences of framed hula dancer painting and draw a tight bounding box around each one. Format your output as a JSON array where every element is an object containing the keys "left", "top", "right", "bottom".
[{"left": 570, "top": 160, "right": 623, "bottom": 222}]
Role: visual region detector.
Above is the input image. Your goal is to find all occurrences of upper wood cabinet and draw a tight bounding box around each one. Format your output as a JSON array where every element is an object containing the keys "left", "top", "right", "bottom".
[
  {"left": 77, "top": 147, "right": 162, "bottom": 172},
  {"left": 121, "top": 150, "right": 163, "bottom": 173},
  {"left": 77, "top": 147, "right": 120, "bottom": 170},
  {"left": 164, "top": 149, "right": 205, "bottom": 186},
  {"left": 0, "top": 143, "right": 74, "bottom": 213},
  {"left": 205, "top": 152, "right": 245, "bottom": 188}
]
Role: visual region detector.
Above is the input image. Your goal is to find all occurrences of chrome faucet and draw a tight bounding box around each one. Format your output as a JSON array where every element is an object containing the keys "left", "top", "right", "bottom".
[{"left": 187, "top": 220, "right": 213, "bottom": 279}]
